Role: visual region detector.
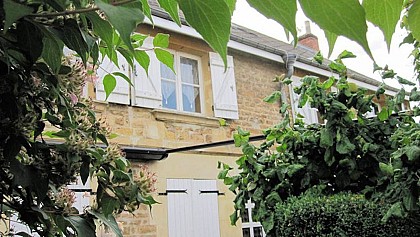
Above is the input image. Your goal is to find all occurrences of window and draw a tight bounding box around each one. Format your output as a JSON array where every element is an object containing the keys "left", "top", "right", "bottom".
[
  {"left": 161, "top": 54, "right": 203, "bottom": 113},
  {"left": 167, "top": 179, "right": 220, "bottom": 237},
  {"left": 95, "top": 41, "right": 240, "bottom": 120},
  {"left": 241, "top": 200, "right": 266, "bottom": 237}
]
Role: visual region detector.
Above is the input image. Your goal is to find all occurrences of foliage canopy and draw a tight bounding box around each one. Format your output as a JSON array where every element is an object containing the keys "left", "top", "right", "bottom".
[{"left": 2, "top": 0, "right": 420, "bottom": 236}]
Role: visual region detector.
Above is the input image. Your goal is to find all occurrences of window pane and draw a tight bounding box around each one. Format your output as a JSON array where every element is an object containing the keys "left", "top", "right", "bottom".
[
  {"left": 180, "top": 57, "right": 199, "bottom": 84},
  {"left": 241, "top": 209, "right": 249, "bottom": 223},
  {"left": 242, "top": 228, "right": 250, "bottom": 237},
  {"left": 162, "top": 80, "right": 177, "bottom": 109},
  {"left": 254, "top": 227, "right": 263, "bottom": 237},
  {"left": 182, "top": 85, "right": 201, "bottom": 113},
  {"left": 161, "top": 63, "right": 175, "bottom": 80}
]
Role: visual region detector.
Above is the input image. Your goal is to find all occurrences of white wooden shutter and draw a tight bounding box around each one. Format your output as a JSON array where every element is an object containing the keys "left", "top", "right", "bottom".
[
  {"left": 192, "top": 180, "right": 221, "bottom": 237},
  {"left": 167, "top": 179, "right": 194, "bottom": 237},
  {"left": 167, "top": 179, "right": 220, "bottom": 237},
  {"left": 210, "top": 52, "right": 239, "bottom": 119},
  {"left": 96, "top": 53, "right": 130, "bottom": 104},
  {"left": 132, "top": 37, "right": 162, "bottom": 108},
  {"left": 290, "top": 76, "right": 318, "bottom": 124}
]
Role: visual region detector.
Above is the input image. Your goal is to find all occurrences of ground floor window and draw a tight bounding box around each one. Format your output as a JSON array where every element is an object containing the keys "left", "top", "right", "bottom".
[{"left": 241, "top": 200, "right": 266, "bottom": 237}]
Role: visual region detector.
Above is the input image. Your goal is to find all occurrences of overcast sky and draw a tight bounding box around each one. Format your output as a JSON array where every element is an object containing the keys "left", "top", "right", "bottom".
[{"left": 231, "top": 0, "right": 415, "bottom": 87}]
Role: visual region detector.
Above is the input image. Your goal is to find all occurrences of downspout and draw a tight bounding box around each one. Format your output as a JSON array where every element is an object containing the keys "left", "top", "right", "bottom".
[{"left": 279, "top": 53, "right": 297, "bottom": 106}]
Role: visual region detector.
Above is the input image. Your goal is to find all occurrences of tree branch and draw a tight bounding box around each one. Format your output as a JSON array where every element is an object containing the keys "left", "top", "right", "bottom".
[{"left": 28, "top": 0, "right": 136, "bottom": 18}]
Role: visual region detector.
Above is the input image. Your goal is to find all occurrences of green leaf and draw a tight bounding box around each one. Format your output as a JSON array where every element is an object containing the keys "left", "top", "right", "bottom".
[
  {"left": 378, "top": 107, "right": 390, "bottom": 121},
  {"left": 382, "top": 202, "right": 403, "bottom": 221},
  {"left": 61, "top": 19, "right": 89, "bottom": 64},
  {"left": 88, "top": 210, "right": 123, "bottom": 237},
  {"left": 177, "top": 0, "right": 231, "bottom": 66},
  {"left": 320, "top": 128, "right": 334, "bottom": 147},
  {"left": 219, "top": 118, "right": 227, "bottom": 126},
  {"left": 247, "top": 0, "right": 297, "bottom": 45},
  {"left": 42, "top": 36, "right": 64, "bottom": 74},
  {"left": 363, "top": 0, "right": 403, "bottom": 51},
  {"left": 379, "top": 162, "right": 394, "bottom": 176},
  {"left": 139, "top": 0, "right": 153, "bottom": 23},
  {"left": 337, "top": 50, "right": 356, "bottom": 60},
  {"left": 112, "top": 72, "right": 133, "bottom": 86},
  {"left": 324, "top": 30, "right": 337, "bottom": 58},
  {"left": 322, "top": 77, "right": 335, "bottom": 90},
  {"left": 64, "top": 216, "right": 96, "bottom": 237},
  {"left": 404, "top": 145, "right": 420, "bottom": 162},
  {"left": 157, "top": 0, "right": 181, "bottom": 26},
  {"left": 230, "top": 211, "right": 238, "bottom": 225},
  {"left": 407, "top": 1, "right": 420, "bottom": 40},
  {"left": 101, "top": 195, "right": 120, "bottom": 217},
  {"left": 80, "top": 161, "right": 90, "bottom": 185},
  {"left": 153, "top": 33, "right": 170, "bottom": 48},
  {"left": 397, "top": 76, "right": 416, "bottom": 86},
  {"left": 96, "top": 0, "right": 145, "bottom": 51},
  {"left": 154, "top": 48, "right": 174, "bottom": 72},
  {"left": 299, "top": 0, "right": 372, "bottom": 58},
  {"left": 3, "top": 0, "right": 33, "bottom": 33},
  {"left": 85, "top": 12, "right": 114, "bottom": 52},
  {"left": 17, "top": 20, "right": 44, "bottom": 63},
  {"left": 103, "top": 74, "right": 117, "bottom": 100},
  {"left": 263, "top": 91, "right": 281, "bottom": 103},
  {"left": 313, "top": 51, "right": 324, "bottom": 64},
  {"left": 134, "top": 50, "right": 150, "bottom": 71},
  {"left": 336, "top": 136, "right": 355, "bottom": 154}
]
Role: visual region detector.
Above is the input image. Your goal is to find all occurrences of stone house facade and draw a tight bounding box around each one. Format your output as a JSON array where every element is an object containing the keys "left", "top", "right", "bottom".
[{"left": 84, "top": 4, "right": 403, "bottom": 237}]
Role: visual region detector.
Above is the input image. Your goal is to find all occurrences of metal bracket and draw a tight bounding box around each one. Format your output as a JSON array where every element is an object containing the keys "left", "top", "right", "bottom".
[
  {"left": 158, "top": 189, "right": 188, "bottom": 196},
  {"left": 199, "top": 190, "right": 224, "bottom": 196}
]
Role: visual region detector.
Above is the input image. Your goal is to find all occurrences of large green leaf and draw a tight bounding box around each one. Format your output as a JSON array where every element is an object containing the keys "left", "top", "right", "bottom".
[
  {"left": 85, "top": 12, "right": 114, "bottom": 52},
  {"left": 157, "top": 0, "right": 181, "bottom": 26},
  {"left": 363, "top": 0, "right": 403, "bottom": 51},
  {"left": 41, "top": 36, "right": 64, "bottom": 73},
  {"left": 154, "top": 48, "right": 174, "bottom": 72},
  {"left": 61, "top": 19, "right": 89, "bottom": 64},
  {"left": 324, "top": 30, "right": 337, "bottom": 58},
  {"left": 153, "top": 33, "right": 170, "bottom": 48},
  {"left": 88, "top": 210, "right": 123, "bottom": 237},
  {"left": 247, "top": 0, "right": 297, "bottom": 45},
  {"left": 103, "top": 74, "right": 117, "bottom": 100},
  {"left": 17, "top": 20, "right": 44, "bottom": 63},
  {"left": 3, "top": 0, "right": 33, "bottom": 33},
  {"left": 96, "top": 0, "right": 144, "bottom": 51},
  {"left": 408, "top": 0, "right": 420, "bottom": 42},
  {"left": 139, "top": 0, "right": 153, "bottom": 23},
  {"left": 299, "top": 0, "right": 372, "bottom": 59},
  {"left": 177, "top": 0, "right": 231, "bottom": 66},
  {"left": 134, "top": 50, "right": 150, "bottom": 74}
]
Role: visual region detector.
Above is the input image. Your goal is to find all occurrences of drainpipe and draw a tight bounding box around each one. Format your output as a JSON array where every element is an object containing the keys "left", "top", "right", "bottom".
[{"left": 282, "top": 53, "right": 297, "bottom": 79}]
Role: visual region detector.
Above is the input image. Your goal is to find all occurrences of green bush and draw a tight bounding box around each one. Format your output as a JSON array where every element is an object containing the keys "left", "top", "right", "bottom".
[{"left": 273, "top": 191, "right": 420, "bottom": 237}]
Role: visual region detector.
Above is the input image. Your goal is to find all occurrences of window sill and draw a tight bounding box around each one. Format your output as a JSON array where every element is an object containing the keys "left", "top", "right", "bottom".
[{"left": 152, "top": 109, "right": 221, "bottom": 128}]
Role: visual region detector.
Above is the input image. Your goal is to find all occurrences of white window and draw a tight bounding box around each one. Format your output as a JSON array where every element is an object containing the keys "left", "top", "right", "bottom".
[
  {"left": 290, "top": 76, "right": 319, "bottom": 124},
  {"left": 242, "top": 200, "right": 266, "bottom": 237},
  {"left": 167, "top": 179, "right": 221, "bottom": 237},
  {"left": 161, "top": 53, "right": 203, "bottom": 113},
  {"left": 95, "top": 42, "right": 240, "bottom": 120}
]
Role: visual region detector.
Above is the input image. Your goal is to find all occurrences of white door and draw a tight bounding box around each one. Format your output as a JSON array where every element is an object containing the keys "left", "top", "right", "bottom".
[{"left": 167, "top": 179, "right": 221, "bottom": 237}]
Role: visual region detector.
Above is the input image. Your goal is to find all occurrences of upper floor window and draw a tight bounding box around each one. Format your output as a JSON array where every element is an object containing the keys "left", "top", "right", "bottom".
[
  {"left": 161, "top": 53, "right": 202, "bottom": 113},
  {"left": 95, "top": 41, "right": 240, "bottom": 120}
]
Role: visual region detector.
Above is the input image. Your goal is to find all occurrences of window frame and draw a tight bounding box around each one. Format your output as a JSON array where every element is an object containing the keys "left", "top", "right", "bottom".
[{"left": 161, "top": 50, "right": 205, "bottom": 114}]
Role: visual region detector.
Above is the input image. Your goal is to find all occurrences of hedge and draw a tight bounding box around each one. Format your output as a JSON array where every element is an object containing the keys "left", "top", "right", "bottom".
[{"left": 273, "top": 192, "right": 420, "bottom": 237}]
